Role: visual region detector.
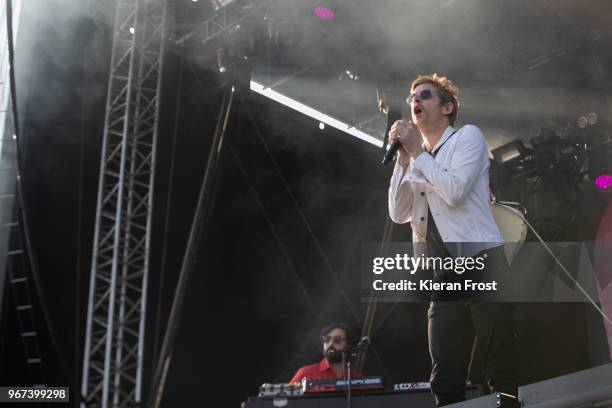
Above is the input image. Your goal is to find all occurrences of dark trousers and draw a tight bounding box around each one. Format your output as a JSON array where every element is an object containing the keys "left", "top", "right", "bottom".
[{"left": 428, "top": 301, "right": 518, "bottom": 407}]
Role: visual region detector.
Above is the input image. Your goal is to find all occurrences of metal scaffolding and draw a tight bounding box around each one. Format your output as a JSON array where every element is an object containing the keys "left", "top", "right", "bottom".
[
  {"left": 81, "top": 0, "right": 167, "bottom": 406},
  {"left": 175, "top": 0, "right": 273, "bottom": 46},
  {"left": 0, "top": 0, "right": 23, "bottom": 320}
]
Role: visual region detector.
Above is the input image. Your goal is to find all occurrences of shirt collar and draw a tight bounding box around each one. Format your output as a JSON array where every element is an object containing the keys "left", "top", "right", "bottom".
[
  {"left": 318, "top": 357, "right": 332, "bottom": 372},
  {"left": 429, "top": 125, "right": 455, "bottom": 155}
]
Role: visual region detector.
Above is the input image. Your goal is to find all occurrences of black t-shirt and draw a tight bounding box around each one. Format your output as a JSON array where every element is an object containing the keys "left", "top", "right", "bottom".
[
  {"left": 424, "top": 132, "right": 459, "bottom": 300},
  {"left": 426, "top": 206, "right": 448, "bottom": 259},
  {"left": 425, "top": 132, "right": 455, "bottom": 261},
  {"left": 427, "top": 203, "right": 457, "bottom": 301}
]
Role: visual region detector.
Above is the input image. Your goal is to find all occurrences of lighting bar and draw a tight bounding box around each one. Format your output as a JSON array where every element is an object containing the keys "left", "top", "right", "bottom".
[{"left": 250, "top": 80, "right": 382, "bottom": 148}]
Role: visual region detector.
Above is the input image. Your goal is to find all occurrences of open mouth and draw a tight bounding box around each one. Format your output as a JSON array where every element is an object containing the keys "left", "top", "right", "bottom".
[{"left": 413, "top": 107, "right": 423, "bottom": 115}]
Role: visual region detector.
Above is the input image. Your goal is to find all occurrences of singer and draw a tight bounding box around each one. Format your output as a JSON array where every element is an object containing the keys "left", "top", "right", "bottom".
[
  {"left": 289, "top": 323, "right": 363, "bottom": 384},
  {"left": 387, "top": 74, "right": 517, "bottom": 407}
]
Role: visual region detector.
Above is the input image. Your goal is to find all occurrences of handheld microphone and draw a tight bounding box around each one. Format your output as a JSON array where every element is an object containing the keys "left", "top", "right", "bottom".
[
  {"left": 379, "top": 88, "right": 402, "bottom": 167},
  {"left": 381, "top": 141, "right": 401, "bottom": 166}
]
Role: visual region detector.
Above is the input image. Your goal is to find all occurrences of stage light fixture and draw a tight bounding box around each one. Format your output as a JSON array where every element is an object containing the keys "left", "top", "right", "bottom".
[
  {"left": 319, "top": 122, "right": 325, "bottom": 130},
  {"left": 314, "top": 6, "right": 335, "bottom": 20},
  {"left": 129, "top": 27, "right": 135, "bottom": 34},
  {"left": 492, "top": 140, "right": 528, "bottom": 164},
  {"left": 595, "top": 174, "right": 612, "bottom": 190},
  {"left": 250, "top": 80, "right": 381, "bottom": 147},
  {"left": 217, "top": 47, "right": 227, "bottom": 73},
  {"left": 341, "top": 70, "right": 359, "bottom": 81}
]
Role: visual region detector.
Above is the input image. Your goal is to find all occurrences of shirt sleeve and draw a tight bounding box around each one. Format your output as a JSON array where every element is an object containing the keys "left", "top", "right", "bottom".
[
  {"left": 411, "top": 125, "right": 488, "bottom": 207},
  {"left": 388, "top": 161, "right": 413, "bottom": 223},
  {"left": 289, "top": 368, "right": 306, "bottom": 384}
]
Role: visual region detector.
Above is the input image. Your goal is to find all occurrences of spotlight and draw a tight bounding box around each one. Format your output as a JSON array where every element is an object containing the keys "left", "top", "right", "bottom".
[
  {"left": 490, "top": 139, "right": 535, "bottom": 188},
  {"left": 314, "top": 6, "right": 335, "bottom": 20},
  {"left": 341, "top": 70, "right": 359, "bottom": 81},
  {"left": 595, "top": 174, "right": 612, "bottom": 190},
  {"left": 217, "top": 47, "right": 227, "bottom": 73},
  {"left": 129, "top": 27, "right": 135, "bottom": 34},
  {"left": 319, "top": 122, "right": 325, "bottom": 130},
  {"left": 492, "top": 140, "right": 529, "bottom": 165}
]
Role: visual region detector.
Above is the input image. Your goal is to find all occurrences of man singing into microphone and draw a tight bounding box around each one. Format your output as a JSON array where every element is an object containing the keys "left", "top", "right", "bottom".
[
  {"left": 387, "top": 74, "right": 517, "bottom": 406},
  {"left": 289, "top": 323, "right": 363, "bottom": 384}
]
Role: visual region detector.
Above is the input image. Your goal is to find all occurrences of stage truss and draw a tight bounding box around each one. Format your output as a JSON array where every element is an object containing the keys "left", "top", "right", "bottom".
[{"left": 81, "top": 0, "right": 167, "bottom": 406}]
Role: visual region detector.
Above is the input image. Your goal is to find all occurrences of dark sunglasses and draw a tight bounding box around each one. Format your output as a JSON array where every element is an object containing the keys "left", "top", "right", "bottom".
[
  {"left": 320, "top": 335, "right": 347, "bottom": 345},
  {"left": 407, "top": 89, "right": 433, "bottom": 104}
]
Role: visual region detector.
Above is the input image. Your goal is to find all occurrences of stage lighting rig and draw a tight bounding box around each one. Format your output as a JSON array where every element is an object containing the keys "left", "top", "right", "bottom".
[
  {"left": 531, "top": 127, "right": 584, "bottom": 178},
  {"left": 340, "top": 69, "right": 359, "bottom": 81},
  {"left": 176, "top": 0, "right": 272, "bottom": 47},
  {"left": 491, "top": 139, "right": 535, "bottom": 177},
  {"left": 561, "top": 115, "right": 611, "bottom": 181},
  {"left": 490, "top": 118, "right": 611, "bottom": 229},
  {"left": 577, "top": 112, "right": 600, "bottom": 129},
  {"left": 209, "top": 0, "right": 238, "bottom": 11},
  {"left": 212, "top": 16, "right": 260, "bottom": 77},
  {"left": 490, "top": 140, "right": 535, "bottom": 206},
  {"left": 491, "top": 134, "right": 578, "bottom": 227}
]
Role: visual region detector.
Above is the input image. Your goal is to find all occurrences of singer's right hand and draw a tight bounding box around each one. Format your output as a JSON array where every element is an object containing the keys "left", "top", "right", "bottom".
[{"left": 389, "top": 120, "right": 415, "bottom": 167}]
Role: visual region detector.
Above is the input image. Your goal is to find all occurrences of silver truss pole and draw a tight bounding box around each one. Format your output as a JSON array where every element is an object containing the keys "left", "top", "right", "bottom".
[
  {"left": 82, "top": 0, "right": 138, "bottom": 405},
  {"left": 82, "top": 0, "right": 167, "bottom": 406},
  {"left": 0, "top": 0, "right": 23, "bottom": 317}
]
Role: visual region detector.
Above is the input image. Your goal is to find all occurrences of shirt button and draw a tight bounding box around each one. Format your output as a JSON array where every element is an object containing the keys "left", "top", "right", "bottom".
[
  {"left": 420, "top": 192, "right": 425, "bottom": 196},
  {"left": 420, "top": 217, "right": 425, "bottom": 222}
]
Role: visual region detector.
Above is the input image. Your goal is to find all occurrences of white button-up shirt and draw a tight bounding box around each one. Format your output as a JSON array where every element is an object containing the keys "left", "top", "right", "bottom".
[{"left": 388, "top": 124, "right": 503, "bottom": 256}]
